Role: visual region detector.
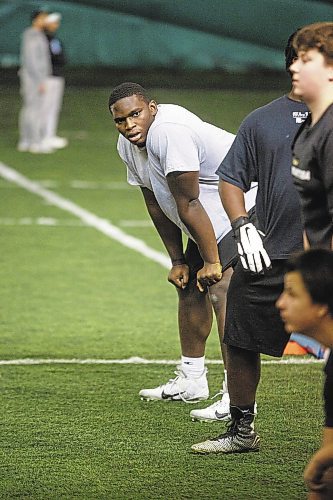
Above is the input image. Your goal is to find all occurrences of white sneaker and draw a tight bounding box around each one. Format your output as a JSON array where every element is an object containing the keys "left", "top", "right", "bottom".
[
  {"left": 17, "top": 142, "right": 30, "bottom": 152},
  {"left": 47, "top": 136, "right": 68, "bottom": 149},
  {"left": 190, "top": 393, "right": 258, "bottom": 422},
  {"left": 29, "top": 143, "right": 54, "bottom": 154},
  {"left": 139, "top": 367, "right": 209, "bottom": 402},
  {"left": 190, "top": 391, "right": 231, "bottom": 422}
]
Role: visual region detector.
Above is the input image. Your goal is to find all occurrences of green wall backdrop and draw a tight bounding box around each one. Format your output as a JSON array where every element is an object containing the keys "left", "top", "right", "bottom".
[{"left": 0, "top": 0, "right": 332, "bottom": 70}]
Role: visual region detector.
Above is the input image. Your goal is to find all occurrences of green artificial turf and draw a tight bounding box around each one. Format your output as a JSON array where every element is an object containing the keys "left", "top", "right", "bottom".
[
  {"left": 0, "top": 85, "right": 324, "bottom": 499},
  {"left": 1, "top": 364, "right": 323, "bottom": 500}
]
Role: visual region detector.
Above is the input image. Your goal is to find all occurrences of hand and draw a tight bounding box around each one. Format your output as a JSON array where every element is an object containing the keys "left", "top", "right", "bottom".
[
  {"left": 231, "top": 216, "right": 271, "bottom": 274},
  {"left": 38, "top": 83, "right": 46, "bottom": 93},
  {"left": 197, "top": 262, "right": 223, "bottom": 292},
  {"left": 168, "top": 263, "right": 189, "bottom": 289},
  {"left": 304, "top": 445, "right": 333, "bottom": 493}
]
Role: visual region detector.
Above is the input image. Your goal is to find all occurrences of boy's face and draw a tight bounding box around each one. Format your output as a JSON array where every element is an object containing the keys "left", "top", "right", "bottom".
[
  {"left": 276, "top": 271, "right": 325, "bottom": 337},
  {"left": 290, "top": 48, "right": 333, "bottom": 102},
  {"left": 110, "top": 95, "right": 157, "bottom": 148}
]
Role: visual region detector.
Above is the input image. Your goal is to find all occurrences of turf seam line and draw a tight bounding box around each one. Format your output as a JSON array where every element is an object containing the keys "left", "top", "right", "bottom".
[{"left": 0, "top": 162, "right": 169, "bottom": 268}]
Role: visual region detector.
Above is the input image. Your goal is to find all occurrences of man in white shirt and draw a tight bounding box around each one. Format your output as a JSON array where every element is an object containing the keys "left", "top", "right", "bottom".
[
  {"left": 109, "top": 83, "right": 256, "bottom": 414},
  {"left": 18, "top": 10, "right": 52, "bottom": 153}
]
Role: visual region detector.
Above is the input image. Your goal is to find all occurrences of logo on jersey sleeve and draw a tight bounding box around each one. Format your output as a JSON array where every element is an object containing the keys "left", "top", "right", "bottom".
[{"left": 292, "top": 111, "right": 308, "bottom": 124}]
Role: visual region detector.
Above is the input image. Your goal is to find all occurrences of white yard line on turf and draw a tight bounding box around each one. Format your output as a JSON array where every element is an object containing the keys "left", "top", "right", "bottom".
[
  {"left": 0, "top": 179, "right": 131, "bottom": 189},
  {"left": 0, "top": 163, "right": 169, "bottom": 268},
  {"left": 0, "top": 163, "right": 326, "bottom": 370},
  {"left": 0, "top": 357, "right": 324, "bottom": 366},
  {"left": 0, "top": 217, "right": 86, "bottom": 226},
  {"left": 0, "top": 217, "right": 153, "bottom": 228}
]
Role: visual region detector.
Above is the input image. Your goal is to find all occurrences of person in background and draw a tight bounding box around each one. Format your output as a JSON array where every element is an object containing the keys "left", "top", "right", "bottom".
[
  {"left": 191, "top": 30, "right": 308, "bottom": 453},
  {"left": 17, "top": 9, "right": 52, "bottom": 154},
  {"left": 277, "top": 249, "right": 333, "bottom": 499},
  {"left": 42, "top": 12, "right": 68, "bottom": 150}
]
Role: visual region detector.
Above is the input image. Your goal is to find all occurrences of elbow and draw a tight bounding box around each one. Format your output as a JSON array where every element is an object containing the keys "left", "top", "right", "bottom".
[
  {"left": 188, "top": 198, "right": 201, "bottom": 210},
  {"left": 219, "top": 179, "right": 231, "bottom": 197},
  {"left": 177, "top": 197, "right": 200, "bottom": 222}
]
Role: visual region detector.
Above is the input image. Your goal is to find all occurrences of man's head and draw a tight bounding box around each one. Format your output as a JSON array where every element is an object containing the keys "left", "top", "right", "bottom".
[
  {"left": 290, "top": 22, "right": 333, "bottom": 102},
  {"left": 284, "top": 29, "right": 300, "bottom": 74},
  {"left": 109, "top": 83, "right": 158, "bottom": 148},
  {"left": 44, "top": 12, "right": 61, "bottom": 33},
  {"left": 31, "top": 10, "right": 48, "bottom": 29},
  {"left": 277, "top": 249, "right": 333, "bottom": 340}
]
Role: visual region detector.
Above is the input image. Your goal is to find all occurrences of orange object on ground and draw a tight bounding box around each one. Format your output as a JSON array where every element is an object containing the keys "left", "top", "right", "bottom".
[{"left": 283, "top": 341, "right": 308, "bottom": 356}]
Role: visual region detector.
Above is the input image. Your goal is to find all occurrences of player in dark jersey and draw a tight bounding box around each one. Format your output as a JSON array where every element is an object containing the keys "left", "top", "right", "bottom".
[
  {"left": 291, "top": 22, "right": 333, "bottom": 250},
  {"left": 288, "top": 23, "right": 333, "bottom": 498},
  {"left": 191, "top": 30, "right": 309, "bottom": 453},
  {"left": 277, "top": 249, "right": 333, "bottom": 500},
  {"left": 42, "top": 12, "right": 68, "bottom": 150}
]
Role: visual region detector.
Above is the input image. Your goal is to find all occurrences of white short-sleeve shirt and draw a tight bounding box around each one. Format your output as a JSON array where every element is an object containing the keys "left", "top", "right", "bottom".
[{"left": 117, "top": 104, "right": 256, "bottom": 242}]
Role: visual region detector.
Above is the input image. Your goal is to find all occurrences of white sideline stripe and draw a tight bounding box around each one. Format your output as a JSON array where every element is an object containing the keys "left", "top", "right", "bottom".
[
  {"left": 70, "top": 180, "right": 130, "bottom": 190},
  {"left": 0, "top": 179, "right": 131, "bottom": 190},
  {"left": 0, "top": 163, "right": 169, "bottom": 268},
  {"left": 119, "top": 219, "right": 154, "bottom": 227},
  {"left": 0, "top": 217, "right": 153, "bottom": 228},
  {"left": 0, "top": 357, "right": 324, "bottom": 366},
  {"left": 0, "top": 217, "right": 86, "bottom": 226}
]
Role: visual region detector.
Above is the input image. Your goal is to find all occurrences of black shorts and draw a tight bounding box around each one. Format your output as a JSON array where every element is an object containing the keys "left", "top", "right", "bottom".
[
  {"left": 223, "top": 260, "right": 290, "bottom": 357},
  {"left": 184, "top": 229, "right": 237, "bottom": 278}
]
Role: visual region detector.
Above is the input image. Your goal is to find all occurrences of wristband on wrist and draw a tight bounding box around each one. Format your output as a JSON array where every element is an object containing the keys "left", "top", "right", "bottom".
[
  {"left": 231, "top": 215, "right": 250, "bottom": 231},
  {"left": 171, "top": 257, "right": 186, "bottom": 266}
]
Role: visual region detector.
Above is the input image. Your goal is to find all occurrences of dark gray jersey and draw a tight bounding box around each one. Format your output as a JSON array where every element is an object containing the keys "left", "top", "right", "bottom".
[
  {"left": 292, "top": 104, "right": 333, "bottom": 249},
  {"left": 217, "top": 95, "right": 308, "bottom": 259}
]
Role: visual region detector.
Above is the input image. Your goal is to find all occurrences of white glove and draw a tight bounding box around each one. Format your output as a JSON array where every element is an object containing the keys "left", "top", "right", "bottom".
[{"left": 231, "top": 216, "right": 271, "bottom": 274}]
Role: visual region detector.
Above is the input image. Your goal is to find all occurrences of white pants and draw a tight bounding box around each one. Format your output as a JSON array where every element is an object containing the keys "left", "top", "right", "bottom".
[
  {"left": 19, "top": 75, "right": 46, "bottom": 146},
  {"left": 41, "top": 76, "right": 65, "bottom": 140}
]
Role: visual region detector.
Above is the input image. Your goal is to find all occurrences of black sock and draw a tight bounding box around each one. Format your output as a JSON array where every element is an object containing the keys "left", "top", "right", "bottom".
[{"left": 230, "top": 404, "right": 255, "bottom": 419}]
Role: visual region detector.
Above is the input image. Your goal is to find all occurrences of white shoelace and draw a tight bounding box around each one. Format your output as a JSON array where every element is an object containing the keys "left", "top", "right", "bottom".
[{"left": 165, "top": 369, "right": 204, "bottom": 404}]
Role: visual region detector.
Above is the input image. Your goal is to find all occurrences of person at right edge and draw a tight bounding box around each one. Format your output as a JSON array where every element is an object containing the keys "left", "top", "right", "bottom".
[
  {"left": 191, "top": 31, "right": 308, "bottom": 453},
  {"left": 289, "top": 22, "right": 333, "bottom": 499},
  {"left": 277, "top": 249, "right": 333, "bottom": 500},
  {"left": 291, "top": 22, "right": 333, "bottom": 251}
]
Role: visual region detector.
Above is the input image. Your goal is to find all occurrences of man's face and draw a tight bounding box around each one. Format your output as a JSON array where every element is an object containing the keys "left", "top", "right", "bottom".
[
  {"left": 34, "top": 13, "right": 48, "bottom": 29},
  {"left": 276, "top": 271, "right": 324, "bottom": 337},
  {"left": 110, "top": 94, "right": 157, "bottom": 148},
  {"left": 45, "top": 21, "right": 60, "bottom": 33},
  {"left": 290, "top": 48, "right": 333, "bottom": 102}
]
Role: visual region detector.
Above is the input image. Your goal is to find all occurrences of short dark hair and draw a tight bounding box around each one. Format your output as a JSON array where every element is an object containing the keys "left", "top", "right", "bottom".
[
  {"left": 31, "top": 9, "right": 47, "bottom": 22},
  {"left": 286, "top": 249, "right": 333, "bottom": 316},
  {"left": 293, "top": 22, "right": 333, "bottom": 66},
  {"left": 284, "top": 29, "right": 301, "bottom": 73},
  {"left": 108, "top": 82, "right": 152, "bottom": 111}
]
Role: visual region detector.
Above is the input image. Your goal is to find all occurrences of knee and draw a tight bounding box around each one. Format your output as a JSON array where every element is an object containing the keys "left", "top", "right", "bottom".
[
  {"left": 227, "top": 344, "right": 259, "bottom": 364},
  {"left": 208, "top": 272, "right": 231, "bottom": 306},
  {"left": 307, "top": 467, "right": 333, "bottom": 499},
  {"left": 177, "top": 275, "right": 204, "bottom": 298}
]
